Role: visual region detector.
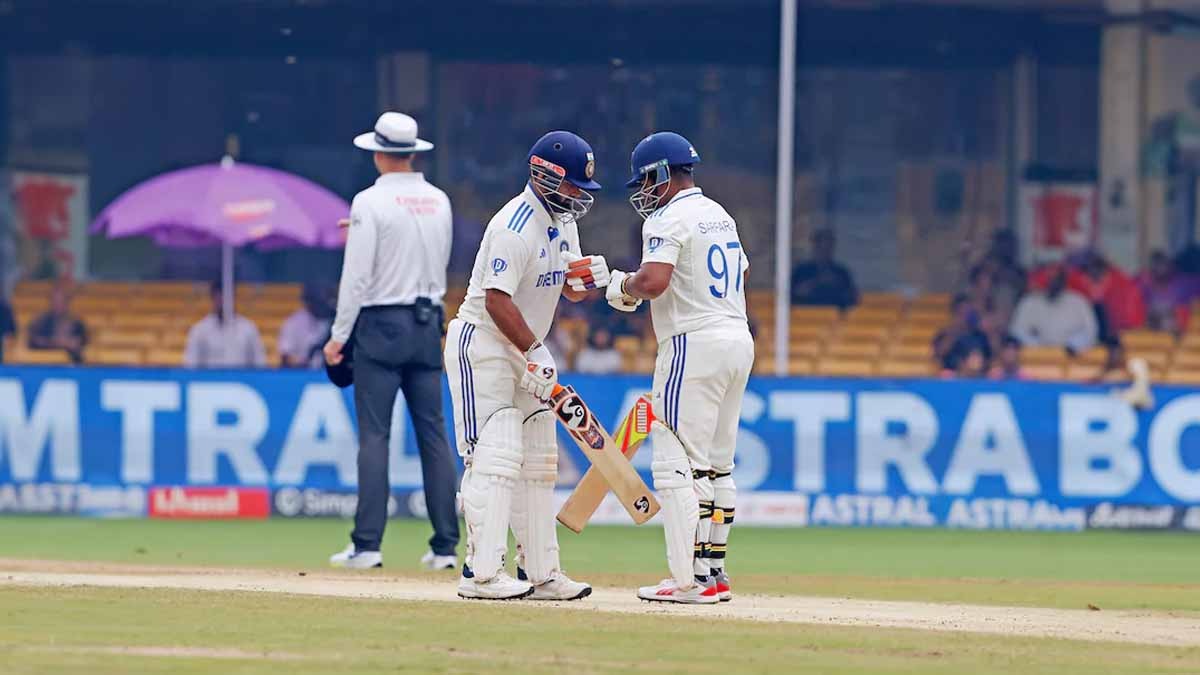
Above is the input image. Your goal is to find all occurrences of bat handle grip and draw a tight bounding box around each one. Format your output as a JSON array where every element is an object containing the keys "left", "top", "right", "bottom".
[{"left": 550, "top": 383, "right": 566, "bottom": 397}]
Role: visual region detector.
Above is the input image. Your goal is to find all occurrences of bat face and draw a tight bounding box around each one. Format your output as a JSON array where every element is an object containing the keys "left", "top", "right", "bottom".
[{"left": 549, "top": 385, "right": 660, "bottom": 526}]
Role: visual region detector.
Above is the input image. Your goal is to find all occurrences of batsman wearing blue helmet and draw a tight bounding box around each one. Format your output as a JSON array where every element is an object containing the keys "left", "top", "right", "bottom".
[
  {"left": 605, "top": 132, "right": 754, "bottom": 604},
  {"left": 445, "top": 131, "right": 610, "bottom": 600}
]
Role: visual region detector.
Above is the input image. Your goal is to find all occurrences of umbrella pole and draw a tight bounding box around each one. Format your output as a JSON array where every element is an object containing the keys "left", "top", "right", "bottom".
[{"left": 221, "top": 241, "right": 234, "bottom": 320}]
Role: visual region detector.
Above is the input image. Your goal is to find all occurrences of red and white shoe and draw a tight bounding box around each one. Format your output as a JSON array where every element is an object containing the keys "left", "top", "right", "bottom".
[
  {"left": 637, "top": 579, "right": 719, "bottom": 604},
  {"left": 712, "top": 570, "right": 732, "bottom": 602}
]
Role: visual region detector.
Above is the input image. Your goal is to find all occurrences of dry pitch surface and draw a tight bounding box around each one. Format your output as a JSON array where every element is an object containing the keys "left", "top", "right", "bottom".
[
  {"left": 1, "top": 519, "right": 1198, "bottom": 673},
  {"left": 1, "top": 558, "right": 1197, "bottom": 648}
]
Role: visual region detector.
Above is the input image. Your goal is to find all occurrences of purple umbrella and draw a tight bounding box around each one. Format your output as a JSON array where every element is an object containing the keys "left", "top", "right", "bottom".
[{"left": 91, "top": 156, "right": 349, "bottom": 316}]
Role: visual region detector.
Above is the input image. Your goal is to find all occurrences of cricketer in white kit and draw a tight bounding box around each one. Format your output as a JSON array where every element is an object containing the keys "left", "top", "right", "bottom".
[
  {"left": 605, "top": 132, "right": 753, "bottom": 604},
  {"left": 445, "top": 131, "right": 612, "bottom": 601}
]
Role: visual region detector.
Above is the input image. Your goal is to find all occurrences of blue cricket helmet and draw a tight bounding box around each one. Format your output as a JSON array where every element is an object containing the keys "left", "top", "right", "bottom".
[
  {"left": 625, "top": 131, "right": 701, "bottom": 188},
  {"left": 527, "top": 131, "right": 601, "bottom": 191}
]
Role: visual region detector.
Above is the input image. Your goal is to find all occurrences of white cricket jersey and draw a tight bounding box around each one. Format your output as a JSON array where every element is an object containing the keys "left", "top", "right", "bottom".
[
  {"left": 331, "top": 172, "right": 453, "bottom": 342},
  {"left": 640, "top": 187, "right": 750, "bottom": 339},
  {"left": 456, "top": 185, "right": 581, "bottom": 342}
]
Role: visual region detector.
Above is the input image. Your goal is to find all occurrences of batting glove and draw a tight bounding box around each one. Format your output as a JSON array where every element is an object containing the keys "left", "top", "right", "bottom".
[
  {"left": 521, "top": 341, "right": 558, "bottom": 400},
  {"left": 606, "top": 270, "right": 642, "bottom": 313},
  {"left": 563, "top": 251, "right": 611, "bottom": 291}
]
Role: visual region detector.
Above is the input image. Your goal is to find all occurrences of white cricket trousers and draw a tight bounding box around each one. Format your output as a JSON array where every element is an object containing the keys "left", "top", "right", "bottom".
[
  {"left": 444, "top": 318, "right": 546, "bottom": 456},
  {"left": 651, "top": 324, "right": 755, "bottom": 473}
]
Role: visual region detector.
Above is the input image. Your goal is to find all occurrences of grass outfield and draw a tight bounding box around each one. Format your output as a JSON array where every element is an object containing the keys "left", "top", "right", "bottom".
[
  {"left": 1, "top": 517, "right": 1198, "bottom": 612},
  {"left": 1, "top": 585, "right": 1196, "bottom": 675}
]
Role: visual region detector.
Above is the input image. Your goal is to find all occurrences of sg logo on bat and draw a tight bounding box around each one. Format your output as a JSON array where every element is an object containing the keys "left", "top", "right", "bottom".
[{"left": 558, "top": 396, "right": 590, "bottom": 430}]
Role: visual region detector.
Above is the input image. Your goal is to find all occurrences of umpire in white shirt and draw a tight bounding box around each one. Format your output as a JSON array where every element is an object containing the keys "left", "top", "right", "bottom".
[{"left": 324, "top": 112, "right": 459, "bottom": 570}]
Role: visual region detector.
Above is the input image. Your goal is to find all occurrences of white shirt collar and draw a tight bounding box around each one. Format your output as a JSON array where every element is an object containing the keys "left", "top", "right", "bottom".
[
  {"left": 376, "top": 172, "right": 425, "bottom": 185},
  {"left": 666, "top": 186, "right": 703, "bottom": 205}
]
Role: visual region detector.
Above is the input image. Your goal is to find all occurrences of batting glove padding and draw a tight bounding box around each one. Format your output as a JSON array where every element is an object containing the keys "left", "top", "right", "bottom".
[
  {"left": 563, "top": 252, "right": 611, "bottom": 291},
  {"left": 521, "top": 341, "right": 558, "bottom": 400},
  {"left": 606, "top": 269, "right": 643, "bottom": 313}
]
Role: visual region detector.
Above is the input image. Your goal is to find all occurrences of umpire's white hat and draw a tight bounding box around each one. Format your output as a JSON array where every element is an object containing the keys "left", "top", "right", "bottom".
[{"left": 353, "top": 112, "right": 434, "bottom": 153}]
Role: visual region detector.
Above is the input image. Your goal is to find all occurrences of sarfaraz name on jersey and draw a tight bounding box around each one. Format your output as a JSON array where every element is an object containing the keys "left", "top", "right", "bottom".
[
  {"left": 536, "top": 269, "right": 566, "bottom": 288},
  {"left": 698, "top": 220, "right": 735, "bottom": 234}
]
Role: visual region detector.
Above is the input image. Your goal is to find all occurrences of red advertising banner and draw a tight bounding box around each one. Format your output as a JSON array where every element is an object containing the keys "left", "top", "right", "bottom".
[
  {"left": 148, "top": 486, "right": 270, "bottom": 520},
  {"left": 1018, "top": 181, "right": 1097, "bottom": 265}
]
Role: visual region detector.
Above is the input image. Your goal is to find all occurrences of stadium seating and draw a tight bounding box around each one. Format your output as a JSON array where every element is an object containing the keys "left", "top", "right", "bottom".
[
  {"left": 5, "top": 280, "right": 291, "bottom": 366},
  {"left": 6, "top": 280, "right": 1200, "bottom": 383}
]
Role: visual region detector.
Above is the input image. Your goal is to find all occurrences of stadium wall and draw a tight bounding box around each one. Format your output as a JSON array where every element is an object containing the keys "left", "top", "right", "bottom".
[{"left": 0, "top": 366, "right": 1197, "bottom": 531}]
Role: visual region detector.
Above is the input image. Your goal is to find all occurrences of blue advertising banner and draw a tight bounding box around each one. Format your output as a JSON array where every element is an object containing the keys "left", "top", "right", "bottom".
[{"left": 1, "top": 366, "right": 1198, "bottom": 529}]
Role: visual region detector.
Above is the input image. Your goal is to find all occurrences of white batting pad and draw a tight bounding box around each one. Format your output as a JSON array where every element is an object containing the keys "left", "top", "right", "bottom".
[
  {"left": 512, "top": 410, "right": 560, "bottom": 584},
  {"left": 462, "top": 408, "right": 523, "bottom": 581},
  {"left": 650, "top": 421, "right": 699, "bottom": 588}
]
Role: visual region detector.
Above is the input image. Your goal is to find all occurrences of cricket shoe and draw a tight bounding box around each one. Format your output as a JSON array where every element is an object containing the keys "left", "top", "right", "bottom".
[
  {"left": 420, "top": 550, "right": 457, "bottom": 571},
  {"left": 457, "top": 566, "right": 533, "bottom": 600},
  {"left": 517, "top": 567, "right": 592, "bottom": 601},
  {"left": 637, "top": 578, "right": 720, "bottom": 604},
  {"left": 712, "top": 570, "right": 732, "bottom": 602},
  {"left": 329, "top": 544, "right": 382, "bottom": 569}
]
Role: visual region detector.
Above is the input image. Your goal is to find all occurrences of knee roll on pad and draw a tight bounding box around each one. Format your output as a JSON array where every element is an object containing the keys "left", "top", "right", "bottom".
[
  {"left": 519, "top": 410, "right": 558, "bottom": 482},
  {"left": 472, "top": 408, "right": 523, "bottom": 481},
  {"left": 462, "top": 408, "right": 522, "bottom": 580},
  {"left": 650, "top": 421, "right": 692, "bottom": 490}
]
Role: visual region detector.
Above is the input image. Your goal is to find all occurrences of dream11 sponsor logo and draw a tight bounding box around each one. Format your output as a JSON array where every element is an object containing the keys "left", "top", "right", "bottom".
[{"left": 149, "top": 486, "right": 269, "bottom": 519}]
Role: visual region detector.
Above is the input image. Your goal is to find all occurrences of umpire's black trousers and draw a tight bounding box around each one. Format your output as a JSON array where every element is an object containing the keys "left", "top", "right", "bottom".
[{"left": 350, "top": 305, "right": 459, "bottom": 556}]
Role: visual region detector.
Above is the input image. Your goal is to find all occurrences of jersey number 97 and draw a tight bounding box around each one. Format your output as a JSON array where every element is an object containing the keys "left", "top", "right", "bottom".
[{"left": 707, "top": 241, "right": 743, "bottom": 299}]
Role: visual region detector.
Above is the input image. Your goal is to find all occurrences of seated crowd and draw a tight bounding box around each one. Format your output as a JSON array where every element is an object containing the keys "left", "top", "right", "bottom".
[
  {"left": 786, "top": 226, "right": 1200, "bottom": 380},
  {"left": 1, "top": 229, "right": 1198, "bottom": 379}
]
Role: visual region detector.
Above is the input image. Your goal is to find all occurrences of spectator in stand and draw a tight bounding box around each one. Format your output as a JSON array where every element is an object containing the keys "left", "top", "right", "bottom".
[
  {"left": 543, "top": 323, "right": 575, "bottom": 371},
  {"left": 575, "top": 327, "right": 624, "bottom": 374},
  {"left": 1138, "top": 250, "right": 1191, "bottom": 334},
  {"left": 183, "top": 281, "right": 267, "bottom": 368},
  {"left": 932, "top": 294, "right": 991, "bottom": 370},
  {"left": 279, "top": 283, "right": 334, "bottom": 368},
  {"left": 0, "top": 296, "right": 14, "bottom": 364},
  {"left": 942, "top": 340, "right": 989, "bottom": 379},
  {"left": 28, "top": 285, "right": 88, "bottom": 364},
  {"left": 963, "top": 264, "right": 1007, "bottom": 354},
  {"left": 790, "top": 229, "right": 858, "bottom": 310},
  {"left": 0, "top": 222, "right": 12, "bottom": 361},
  {"left": 989, "top": 335, "right": 1025, "bottom": 380},
  {"left": 1072, "top": 250, "right": 1144, "bottom": 341},
  {"left": 584, "top": 291, "right": 646, "bottom": 338},
  {"left": 1010, "top": 265, "right": 1098, "bottom": 354},
  {"left": 969, "top": 229, "right": 1026, "bottom": 324}
]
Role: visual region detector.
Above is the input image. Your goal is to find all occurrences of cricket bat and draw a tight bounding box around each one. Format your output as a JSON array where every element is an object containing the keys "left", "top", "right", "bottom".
[
  {"left": 558, "top": 393, "right": 655, "bottom": 533},
  {"left": 549, "top": 384, "right": 660, "bottom": 526}
]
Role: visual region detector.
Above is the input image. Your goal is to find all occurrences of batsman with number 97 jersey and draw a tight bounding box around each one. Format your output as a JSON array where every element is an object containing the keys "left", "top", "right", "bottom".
[{"left": 605, "top": 132, "right": 754, "bottom": 604}]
